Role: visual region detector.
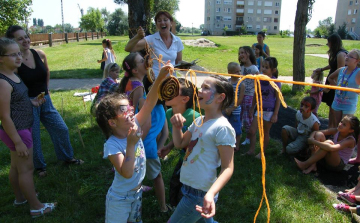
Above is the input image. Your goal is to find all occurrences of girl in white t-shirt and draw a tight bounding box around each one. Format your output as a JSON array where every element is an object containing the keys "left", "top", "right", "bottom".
[
  {"left": 95, "top": 61, "right": 172, "bottom": 223},
  {"left": 98, "top": 39, "right": 117, "bottom": 79},
  {"left": 168, "top": 75, "right": 236, "bottom": 222},
  {"left": 238, "top": 46, "right": 259, "bottom": 146}
]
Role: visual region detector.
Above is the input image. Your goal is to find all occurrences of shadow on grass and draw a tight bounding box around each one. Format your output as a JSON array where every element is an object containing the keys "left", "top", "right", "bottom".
[{"left": 51, "top": 68, "right": 102, "bottom": 79}]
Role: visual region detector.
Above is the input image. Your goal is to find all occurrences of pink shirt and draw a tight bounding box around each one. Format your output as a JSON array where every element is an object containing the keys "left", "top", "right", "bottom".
[{"left": 333, "top": 132, "right": 356, "bottom": 164}]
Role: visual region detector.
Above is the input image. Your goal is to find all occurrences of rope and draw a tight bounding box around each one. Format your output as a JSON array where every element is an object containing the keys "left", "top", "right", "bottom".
[{"left": 145, "top": 50, "right": 360, "bottom": 223}]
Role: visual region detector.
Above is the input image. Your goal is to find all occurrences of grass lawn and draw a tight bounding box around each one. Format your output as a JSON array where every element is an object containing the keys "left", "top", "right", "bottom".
[
  {"left": 1, "top": 36, "right": 359, "bottom": 222},
  {"left": 0, "top": 90, "right": 352, "bottom": 222},
  {"left": 43, "top": 35, "right": 360, "bottom": 79}
]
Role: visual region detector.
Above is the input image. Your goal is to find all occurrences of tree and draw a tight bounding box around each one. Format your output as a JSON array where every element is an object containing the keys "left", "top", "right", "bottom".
[
  {"left": 175, "top": 20, "right": 182, "bottom": 33},
  {"left": 101, "top": 8, "right": 110, "bottom": 26},
  {"left": 33, "top": 18, "right": 37, "bottom": 26},
  {"left": 107, "top": 8, "right": 128, "bottom": 35},
  {"left": 114, "top": 0, "right": 180, "bottom": 38},
  {"left": 223, "top": 26, "right": 228, "bottom": 35},
  {"left": 37, "top": 18, "right": 44, "bottom": 27},
  {"left": 313, "top": 17, "right": 334, "bottom": 38},
  {"left": 292, "top": 0, "right": 315, "bottom": 92},
  {"left": 200, "top": 24, "right": 204, "bottom": 30},
  {"left": 79, "top": 7, "right": 104, "bottom": 32},
  {"left": 240, "top": 24, "right": 247, "bottom": 34},
  {"left": 0, "top": 0, "right": 33, "bottom": 34},
  {"left": 337, "top": 22, "right": 348, "bottom": 39}
]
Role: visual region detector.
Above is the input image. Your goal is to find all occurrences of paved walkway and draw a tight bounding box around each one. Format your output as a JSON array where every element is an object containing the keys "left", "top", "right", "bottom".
[
  {"left": 305, "top": 54, "right": 329, "bottom": 59},
  {"left": 49, "top": 75, "right": 313, "bottom": 91}
]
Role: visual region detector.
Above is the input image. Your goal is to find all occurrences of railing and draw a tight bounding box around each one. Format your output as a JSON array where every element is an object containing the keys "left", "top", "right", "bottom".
[{"left": 29, "top": 32, "right": 106, "bottom": 47}]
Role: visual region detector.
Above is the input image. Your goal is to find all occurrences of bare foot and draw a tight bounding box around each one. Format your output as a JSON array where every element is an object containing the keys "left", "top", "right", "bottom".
[
  {"left": 294, "top": 158, "right": 307, "bottom": 170},
  {"left": 302, "top": 163, "right": 317, "bottom": 174}
]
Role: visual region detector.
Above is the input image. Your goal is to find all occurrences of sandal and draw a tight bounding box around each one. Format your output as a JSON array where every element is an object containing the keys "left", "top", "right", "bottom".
[
  {"left": 13, "top": 199, "right": 27, "bottom": 206},
  {"left": 160, "top": 204, "right": 174, "bottom": 213},
  {"left": 66, "top": 158, "right": 84, "bottom": 165},
  {"left": 36, "top": 168, "right": 47, "bottom": 177},
  {"left": 30, "top": 203, "right": 56, "bottom": 218}
]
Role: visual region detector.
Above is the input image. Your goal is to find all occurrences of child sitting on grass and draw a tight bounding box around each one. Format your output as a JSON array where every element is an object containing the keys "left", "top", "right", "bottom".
[
  {"left": 223, "top": 62, "right": 245, "bottom": 151},
  {"left": 281, "top": 96, "right": 320, "bottom": 155},
  {"left": 95, "top": 60, "right": 172, "bottom": 223},
  {"left": 295, "top": 115, "right": 359, "bottom": 174},
  {"left": 91, "top": 63, "right": 120, "bottom": 115},
  {"left": 157, "top": 78, "right": 200, "bottom": 208}
]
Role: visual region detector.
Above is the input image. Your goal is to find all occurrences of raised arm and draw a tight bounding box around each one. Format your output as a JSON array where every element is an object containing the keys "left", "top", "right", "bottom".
[
  {"left": 125, "top": 27, "right": 147, "bottom": 53},
  {"left": 170, "top": 113, "right": 192, "bottom": 149},
  {"left": 136, "top": 61, "right": 172, "bottom": 126}
]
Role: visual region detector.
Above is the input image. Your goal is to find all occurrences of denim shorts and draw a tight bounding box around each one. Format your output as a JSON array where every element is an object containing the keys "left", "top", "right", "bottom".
[
  {"left": 105, "top": 187, "right": 143, "bottom": 223},
  {"left": 168, "top": 185, "right": 219, "bottom": 223},
  {"left": 225, "top": 113, "right": 242, "bottom": 136}
]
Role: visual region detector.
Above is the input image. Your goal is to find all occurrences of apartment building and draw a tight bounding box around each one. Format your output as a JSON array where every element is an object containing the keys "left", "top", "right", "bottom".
[
  {"left": 334, "top": 0, "right": 360, "bottom": 39},
  {"left": 204, "top": 0, "right": 282, "bottom": 35}
]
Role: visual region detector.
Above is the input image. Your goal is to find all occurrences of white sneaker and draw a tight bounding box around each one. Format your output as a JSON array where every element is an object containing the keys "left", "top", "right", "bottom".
[{"left": 241, "top": 138, "right": 250, "bottom": 145}]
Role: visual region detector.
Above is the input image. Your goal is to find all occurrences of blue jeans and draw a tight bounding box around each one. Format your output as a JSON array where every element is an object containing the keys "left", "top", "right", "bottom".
[
  {"left": 105, "top": 187, "right": 143, "bottom": 223},
  {"left": 168, "top": 185, "right": 218, "bottom": 223},
  {"left": 31, "top": 94, "right": 74, "bottom": 169}
]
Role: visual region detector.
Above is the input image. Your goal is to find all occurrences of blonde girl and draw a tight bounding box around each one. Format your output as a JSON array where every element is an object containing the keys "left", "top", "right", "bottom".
[{"left": 306, "top": 70, "right": 324, "bottom": 117}]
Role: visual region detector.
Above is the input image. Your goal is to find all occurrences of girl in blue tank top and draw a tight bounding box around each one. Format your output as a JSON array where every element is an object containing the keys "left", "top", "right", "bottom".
[{"left": 328, "top": 49, "right": 360, "bottom": 125}]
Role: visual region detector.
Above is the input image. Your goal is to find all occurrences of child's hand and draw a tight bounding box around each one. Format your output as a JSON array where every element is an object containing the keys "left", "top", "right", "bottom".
[
  {"left": 195, "top": 193, "right": 216, "bottom": 218},
  {"left": 97, "top": 60, "right": 101, "bottom": 63},
  {"left": 270, "top": 114, "right": 278, "bottom": 123},
  {"left": 15, "top": 142, "right": 29, "bottom": 158},
  {"left": 170, "top": 113, "right": 186, "bottom": 129},
  {"left": 158, "top": 61, "right": 173, "bottom": 79},
  {"left": 157, "top": 146, "right": 171, "bottom": 158},
  {"left": 127, "top": 126, "right": 142, "bottom": 146}
]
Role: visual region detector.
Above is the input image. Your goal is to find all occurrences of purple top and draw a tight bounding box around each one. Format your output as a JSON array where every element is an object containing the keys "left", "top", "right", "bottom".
[
  {"left": 259, "top": 77, "right": 281, "bottom": 112},
  {"left": 334, "top": 131, "right": 356, "bottom": 164}
]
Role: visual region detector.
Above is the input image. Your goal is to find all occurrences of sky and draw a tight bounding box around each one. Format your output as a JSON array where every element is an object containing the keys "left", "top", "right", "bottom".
[{"left": 29, "top": 0, "right": 337, "bottom": 31}]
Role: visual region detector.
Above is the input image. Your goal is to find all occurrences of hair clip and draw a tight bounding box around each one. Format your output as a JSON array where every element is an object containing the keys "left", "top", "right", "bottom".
[{"left": 125, "top": 62, "right": 130, "bottom": 70}]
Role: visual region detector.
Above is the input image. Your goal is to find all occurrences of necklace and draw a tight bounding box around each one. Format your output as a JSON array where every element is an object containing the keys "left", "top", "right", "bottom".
[{"left": 337, "top": 67, "right": 358, "bottom": 96}]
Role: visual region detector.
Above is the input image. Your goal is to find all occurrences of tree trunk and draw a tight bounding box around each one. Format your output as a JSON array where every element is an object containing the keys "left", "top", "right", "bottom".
[
  {"left": 292, "top": 0, "right": 310, "bottom": 92},
  {"left": 127, "top": 0, "right": 151, "bottom": 38}
]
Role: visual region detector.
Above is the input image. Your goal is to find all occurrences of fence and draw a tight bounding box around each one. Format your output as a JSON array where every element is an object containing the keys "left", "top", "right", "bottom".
[{"left": 29, "top": 32, "right": 106, "bottom": 47}]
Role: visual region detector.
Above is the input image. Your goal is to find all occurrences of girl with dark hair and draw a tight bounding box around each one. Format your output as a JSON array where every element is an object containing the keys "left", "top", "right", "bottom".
[
  {"left": 252, "top": 31, "right": 270, "bottom": 57},
  {"left": 295, "top": 115, "right": 359, "bottom": 174},
  {"left": 168, "top": 75, "right": 236, "bottom": 222},
  {"left": 125, "top": 11, "right": 184, "bottom": 79},
  {"left": 98, "top": 39, "right": 116, "bottom": 78},
  {"left": 254, "top": 44, "right": 266, "bottom": 72},
  {"left": 245, "top": 57, "right": 281, "bottom": 158},
  {"left": 238, "top": 46, "right": 259, "bottom": 145},
  {"left": 314, "top": 33, "right": 347, "bottom": 128},
  {"left": 5, "top": 25, "right": 83, "bottom": 177},
  {"left": 116, "top": 52, "right": 146, "bottom": 111}
]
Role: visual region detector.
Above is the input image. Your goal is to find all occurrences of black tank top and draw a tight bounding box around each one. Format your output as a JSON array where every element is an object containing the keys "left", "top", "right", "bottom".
[
  {"left": 17, "top": 49, "right": 48, "bottom": 97},
  {"left": 0, "top": 73, "right": 33, "bottom": 130}
]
